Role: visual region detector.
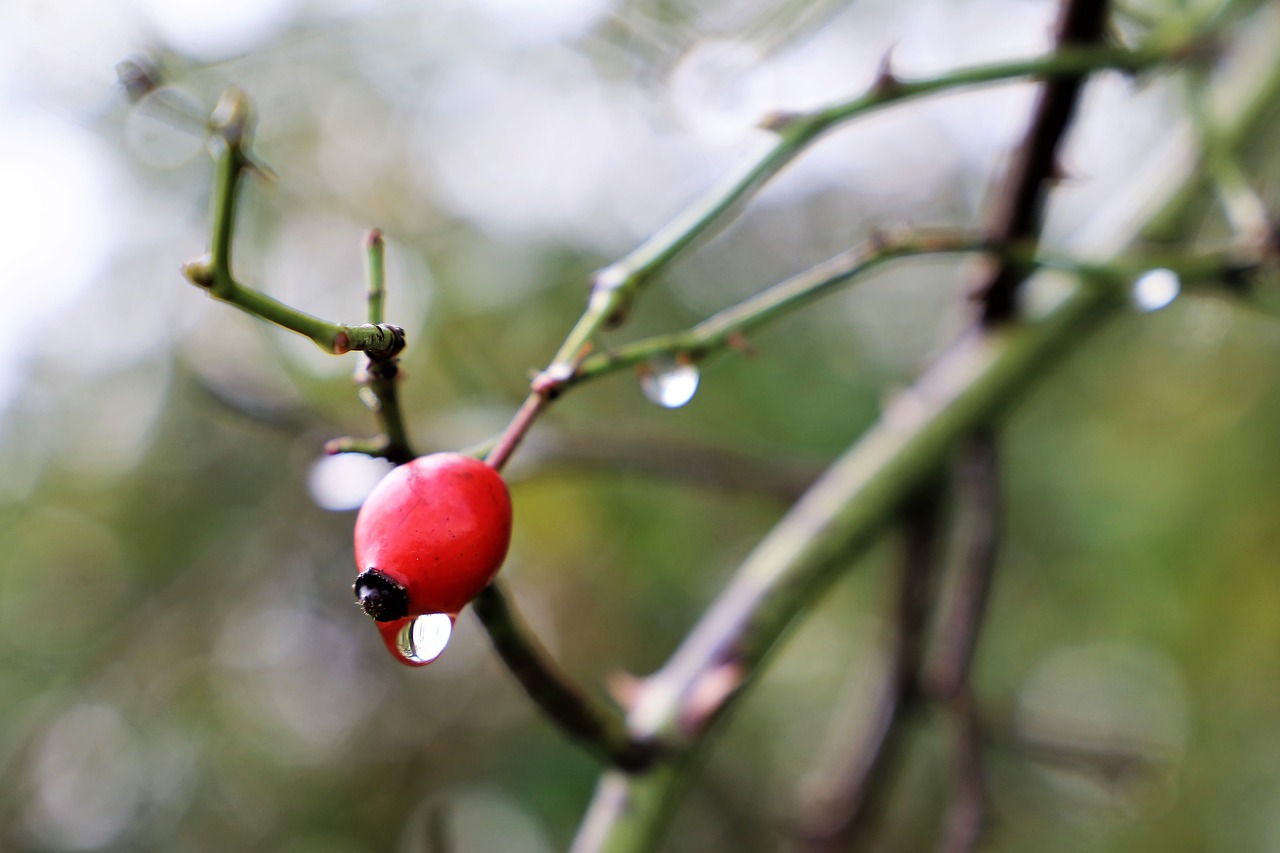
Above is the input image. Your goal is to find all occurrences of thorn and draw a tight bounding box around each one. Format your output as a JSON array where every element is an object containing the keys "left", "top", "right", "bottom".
[
  {"left": 607, "top": 671, "right": 643, "bottom": 710},
  {"left": 867, "top": 227, "right": 891, "bottom": 253},
  {"left": 727, "top": 332, "right": 757, "bottom": 357},
  {"left": 871, "top": 46, "right": 902, "bottom": 98},
  {"left": 366, "top": 228, "right": 384, "bottom": 250},
  {"left": 242, "top": 156, "right": 277, "bottom": 184},
  {"left": 678, "top": 661, "right": 745, "bottom": 737},
  {"left": 759, "top": 110, "right": 806, "bottom": 133}
]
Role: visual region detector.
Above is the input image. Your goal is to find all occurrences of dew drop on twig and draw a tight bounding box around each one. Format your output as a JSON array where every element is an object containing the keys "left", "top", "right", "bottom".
[
  {"left": 1131, "top": 268, "right": 1180, "bottom": 312},
  {"left": 638, "top": 357, "right": 700, "bottom": 408}
]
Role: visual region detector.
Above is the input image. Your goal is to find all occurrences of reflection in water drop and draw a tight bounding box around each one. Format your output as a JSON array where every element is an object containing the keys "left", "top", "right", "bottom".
[
  {"left": 638, "top": 357, "right": 700, "bottom": 408},
  {"left": 380, "top": 613, "right": 454, "bottom": 666},
  {"left": 1132, "top": 268, "right": 1180, "bottom": 312}
]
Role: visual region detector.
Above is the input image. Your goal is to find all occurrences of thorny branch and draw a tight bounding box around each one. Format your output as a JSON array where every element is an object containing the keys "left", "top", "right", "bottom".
[
  {"left": 972, "top": 0, "right": 1110, "bottom": 323},
  {"left": 481, "top": 31, "right": 1201, "bottom": 472},
  {"left": 571, "top": 3, "right": 1280, "bottom": 851}
]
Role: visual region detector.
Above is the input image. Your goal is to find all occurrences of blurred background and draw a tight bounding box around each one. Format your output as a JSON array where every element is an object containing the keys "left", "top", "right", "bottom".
[{"left": 3, "top": 0, "right": 1280, "bottom": 850}]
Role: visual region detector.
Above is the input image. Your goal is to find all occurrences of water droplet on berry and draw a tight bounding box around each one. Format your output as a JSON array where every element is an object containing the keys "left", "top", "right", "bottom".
[
  {"left": 387, "top": 613, "right": 454, "bottom": 666},
  {"left": 1132, "top": 268, "right": 1180, "bottom": 312},
  {"left": 638, "top": 358, "right": 699, "bottom": 408}
]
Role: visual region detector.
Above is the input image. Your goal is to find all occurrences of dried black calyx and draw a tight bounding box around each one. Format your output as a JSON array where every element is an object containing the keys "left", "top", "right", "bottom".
[{"left": 353, "top": 568, "right": 408, "bottom": 622}]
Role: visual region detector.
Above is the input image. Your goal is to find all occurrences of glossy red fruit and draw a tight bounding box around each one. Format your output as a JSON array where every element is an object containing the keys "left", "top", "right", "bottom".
[{"left": 353, "top": 453, "right": 512, "bottom": 625}]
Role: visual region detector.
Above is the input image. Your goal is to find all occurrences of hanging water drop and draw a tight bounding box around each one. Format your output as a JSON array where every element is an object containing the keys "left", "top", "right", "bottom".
[
  {"left": 1132, "top": 268, "right": 1181, "bottom": 312},
  {"left": 379, "top": 613, "right": 454, "bottom": 666},
  {"left": 639, "top": 357, "right": 700, "bottom": 408}
]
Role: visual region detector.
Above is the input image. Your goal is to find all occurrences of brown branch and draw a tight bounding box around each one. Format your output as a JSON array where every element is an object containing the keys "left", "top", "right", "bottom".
[
  {"left": 973, "top": 0, "right": 1112, "bottom": 323},
  {"left": 937, "top": 689, "right": 987, "bottom": 853},
  {"left": 794, "top": 486, "right": 944, "bottom": 851},
  {"left": 925, "top": 433, "right": 1002, "bottom": 853},
  {"left": 924, "top": 434, "right": 1002, "bottom": 698}
]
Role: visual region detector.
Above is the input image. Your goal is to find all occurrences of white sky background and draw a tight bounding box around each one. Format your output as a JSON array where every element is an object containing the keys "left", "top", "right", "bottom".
[{"left": 0, "top": 0, "right": 1183, "bottom": 496}]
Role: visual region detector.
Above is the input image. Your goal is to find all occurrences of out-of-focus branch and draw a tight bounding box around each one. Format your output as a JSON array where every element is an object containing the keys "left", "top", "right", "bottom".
[
  {"left": 602, "top": 38, "right": 1194, "bottom": 311},
  {"left": 571, "top": 3, "right": 1280, "bottom": 838},
  {"left": 1184, "top": 70, "right": 1275, "bottom": 250},
  {"left": 924, "top": 436, "right": 1002, "bottom": 700},
  {"left": 484, "top": 32, "right": 1199, "bottom": 473},
  {"left": 972, "top": 0, "right": 1111, "bottom": 323},
  {"left": 793, "top": 487, "right": 943, "bottom": 852},
  {"left": 937, "top": 689, "right": 986, "bottom": 853},
  {"left": 572, "top": 273, "right": 1124, "bottom": 853},
  {"left": 572, "top": 237, "right": 1259, "bottom": 388},
  {"left": 925, "top": 433, "right": 1002, "bottom": 853},
  {"left": 577, "top": 231, "right": 990, "bottom": 382},
  {"left": 181, "top": 88, "right": 405, "bottom": 358}
]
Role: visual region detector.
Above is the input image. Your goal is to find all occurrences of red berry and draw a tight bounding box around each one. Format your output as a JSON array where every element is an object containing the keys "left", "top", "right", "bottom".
[{"left": 353, "top": 453, "right": 512, "bottom": 625}]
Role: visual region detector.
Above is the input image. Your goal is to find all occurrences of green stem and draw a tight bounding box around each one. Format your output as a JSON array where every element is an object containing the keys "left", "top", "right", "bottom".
[
  {"left": 363, "top": 230, "right": 413, "bottom": 463},
  {"left": 366, "top": 228, "right": 387, "bottom": 325},
  {"left": 209, "top": 137, "right": 242, "bottom": 277},
  {"left": 184, "top": 99, "right": 404, "bottom": 358},
  {"left": 573, "top": 237, "right": 1255, "bottom": 385},
  {"left": 332, "top": 229, "right": 416, "bottom": 464},
  {"left": 496, "top": 37, "right": 1195, "bottom": 473},
  {"left": 472, "top": 584, "right": 656, "bottom": 771},
  {"left": 581, "top": 232, "right": 990, "bottom": 379},
  {"left": 591, "top": 40, "right": 1187, "bottom": 307}
]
